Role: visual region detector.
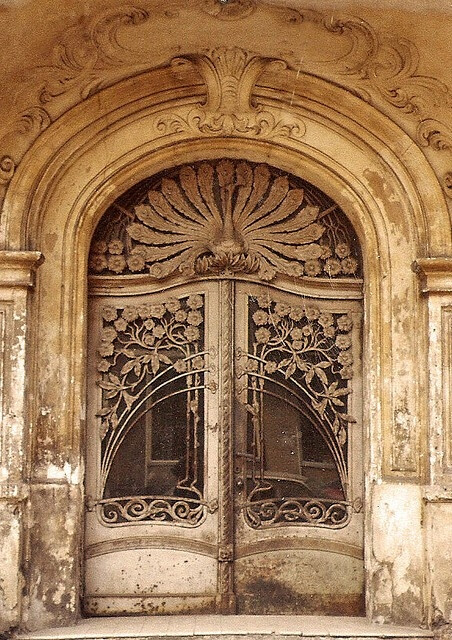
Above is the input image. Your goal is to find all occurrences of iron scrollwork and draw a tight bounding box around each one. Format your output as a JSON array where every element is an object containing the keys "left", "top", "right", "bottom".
[
  {"left": 95, "top": 293, "right": 208, "bottom": 526},
  {"left": 239, "top": 294, "right": 356, "bottom": 529}
]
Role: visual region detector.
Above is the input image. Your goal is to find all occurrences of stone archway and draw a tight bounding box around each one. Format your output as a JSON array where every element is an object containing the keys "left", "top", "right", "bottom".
[{"left": 0, "top": 46, "right": 449, "bottom": 629}]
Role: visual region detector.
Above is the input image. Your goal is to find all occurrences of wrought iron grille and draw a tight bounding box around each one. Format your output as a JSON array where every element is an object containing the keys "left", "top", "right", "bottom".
[
  {"left": 95, "top": 294, "right": 208, "bottom": 526},
  {"left": 237, "top": 294, "right": 355, "bottom": 528}
]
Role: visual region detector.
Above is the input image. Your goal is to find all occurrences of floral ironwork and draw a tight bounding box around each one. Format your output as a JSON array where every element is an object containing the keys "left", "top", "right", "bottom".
[
  {"left": 239, "top": 294, "right": 356, "bottom": 528},
  {"left": 89, "top": 160, "right": 361, "bottom": 281},
  {"left": 95, "top": 293, "right": 208, "bottom": 526}
]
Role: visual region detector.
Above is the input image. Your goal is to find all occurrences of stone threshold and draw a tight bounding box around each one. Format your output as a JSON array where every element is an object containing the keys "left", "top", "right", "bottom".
[{"left": 17, "top": 616, "right": 433, "bottom": 640}]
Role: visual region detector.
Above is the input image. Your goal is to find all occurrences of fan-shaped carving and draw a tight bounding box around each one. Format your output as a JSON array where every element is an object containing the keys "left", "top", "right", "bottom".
[{"left": 89, "top": 160, "right": 361, "bottom": 281}]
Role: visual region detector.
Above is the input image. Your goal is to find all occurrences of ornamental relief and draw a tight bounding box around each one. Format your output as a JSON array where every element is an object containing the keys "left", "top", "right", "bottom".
[
  {"left": 95, "top": 293, "right": 210, "bottom": 526},
  {"left": 237, "top": 294, "right": 356, "bottom": 528},
  {"left": 0, "top": 2, "right": 451, "bottom": 194},
  {"left": 89, "top": 159, "right": 361, "bottom": 282}
]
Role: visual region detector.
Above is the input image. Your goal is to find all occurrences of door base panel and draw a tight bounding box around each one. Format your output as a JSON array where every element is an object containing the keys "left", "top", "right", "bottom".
[
  {"left": 84, "top": 596, "right": 217, "bottom": 616},
  {"left": 236, "top": 590, "right": 365, "bottom": 616}
]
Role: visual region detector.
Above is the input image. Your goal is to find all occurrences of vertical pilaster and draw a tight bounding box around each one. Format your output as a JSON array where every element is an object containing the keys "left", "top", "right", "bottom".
[
  {"left": 416, "top": 259, "right": 452, "bottom": 625},
  {"left": 0, "top": 251, "right": 42, "bottom": 633}
]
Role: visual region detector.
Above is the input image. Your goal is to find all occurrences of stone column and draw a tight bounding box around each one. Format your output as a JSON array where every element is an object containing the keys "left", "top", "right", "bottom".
[
  {"left": 416, "top": 258, "right": 452, "bottom": 626},
  {"left": 0, "top": 251, "right": 43, "bottom": 633}
]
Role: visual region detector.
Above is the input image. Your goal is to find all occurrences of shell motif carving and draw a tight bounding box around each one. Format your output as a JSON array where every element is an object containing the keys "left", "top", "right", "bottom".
[{"left": 89, "top": 160, "right": 361, "bottom": 282}]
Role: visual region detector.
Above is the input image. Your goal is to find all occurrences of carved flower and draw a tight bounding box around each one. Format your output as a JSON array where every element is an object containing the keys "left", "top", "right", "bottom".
[
  {"left": 102, "top": 306, "right": 117, "bottom": 322},
  {"left": 255, "top": 327, "right": 271, "bottom": 344},
  {"left": 246, "top": 358, "right": 259, "bottom": 372},
  {"left": 97, "top": 359, "right": 111, "bottom": 372},
  {"left": 174, "top": 359, "right": 187, "bottom": 373},
  {"left": 274, "top": 302, "right": 291, "bottom": 316},
  {"left": 122, "top": 306, "right": 139, "bottom": 322},
  {"left": 324, "top": 326, "right": 336, "bottom": 338},
  {"left": 304, "top": 306, "right": 319, "bottom": 321},
  {"left": 290, "top": 327, "right": 303, "bottom": 340},
  {"left": 144, "top": 319, "right": 155, "bottom": 330},
  {"left": 319, "top": 244, "right": 332, "bottom": 259},
  {"left": 304, "top": 259, "right": 322, "bottom": 277},
  {"left": 89, "top": 254, "right": 108, "bottom": 272},
  {"left": 152, "top": 325, "right": 165, "bottom": 339},
  {"left": 337, "top": 315, "right": 353, "bottom": 332},
  {"left": 92, "top": 240, "right": 108, "bottom": 254},
  {"left": 174, "top": 309, "right": 187, "bottom": 323},
  {"left": 108, "top": 239, "right": 124, "bottom": 255},
  {"left": 107, "top": 255, "right": 126, "bottom": 273},
  {"left": 137, "top": 304, "right": 152, "bottom": 319},
  {"left": 144, "top": 334, "right": 156, "bottom": 346},
  {"left": 101, "top": 327, "right": 117, "bottom": 343},
  {"left": 252, "top": 310, "right": 269, "bottom": 325},
  {"left": 264, "top": 361, "right": 278, "bottom": 374},
  {"left": 324, "top": 258, "right": 342, "bottom": 276},
  {"left": 192, "top": 356, "right": 205, "bottom": 369},
  {"left": 165, "top": 297, "right": 181, "bottom": 313},
  {"left": 187, "top": 295, "right": 203, "bottom": 309},
  {"left": 319, "top": 312, "right": 334, "bottom": 327},
  {"left": 127, "top": 254, "right": 146, "bottom": 272},
  {"left": 256, "top": 294, "right": 271, "bottom": 308},
  {"left": 98, "top": 342, "right": 114, "bottom": 357},
  {"left": 150, "top": 303, "right": 166, "bottom": 318},
  {"left": 187, "top": 310, "right": 203, "bottom": 326},
  {"left": 302, "top": 325, "right": 313, "bottom": 336},
  {"left": 341, "top": 257, "right": 358, "bottom": 274},
  {"left": 336, "top": 334, "right": 352, "bottom": 350},
  {"left": 335, "top": 243, "right": 351, "bottom": 259},
  {"left": 268, "top": 313, "right": 281, "bottom": 327},
  {"left": 289, "top": 306, "right": 305, "bottom": 321},
  {"left": 340, "top": 366, "right": 353, "bottom": 379},
  {"left": 184, "top": 326, "right": 200, "bottom": 342},
  {"left": 114, "top": 317, "right": 128, "bottom": 332},
  {"left": 338, "top": 350, "right": 353, "bottom": 366},
  {"left": 292, "top": 340, "right": 303, "bottom": 350}
]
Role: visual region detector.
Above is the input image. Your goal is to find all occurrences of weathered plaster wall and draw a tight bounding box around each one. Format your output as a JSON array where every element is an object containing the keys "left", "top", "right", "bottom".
[{"left": 0, "top": 0, "right": 451, "bottom": 634}]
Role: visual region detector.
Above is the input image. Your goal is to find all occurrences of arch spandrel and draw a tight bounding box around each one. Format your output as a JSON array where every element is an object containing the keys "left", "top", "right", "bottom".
[{"left": 1, "top": 46, "right": 447, "bottom": 627}]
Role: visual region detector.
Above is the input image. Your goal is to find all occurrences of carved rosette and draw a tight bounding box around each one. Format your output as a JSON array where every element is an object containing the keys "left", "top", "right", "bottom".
[{"left": 89, "top": 159, "right": 362, "bottom": 282}]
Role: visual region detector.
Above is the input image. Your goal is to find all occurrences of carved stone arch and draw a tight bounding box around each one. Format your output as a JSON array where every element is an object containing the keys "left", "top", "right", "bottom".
[{"left": 1, "top": 48, "right": 449, "bottom": 628}]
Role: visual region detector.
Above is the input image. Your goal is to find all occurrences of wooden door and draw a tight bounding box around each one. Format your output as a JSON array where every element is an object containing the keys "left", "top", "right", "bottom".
[{"left": 84, "top": 277, "right": 363, "bottom": 615}]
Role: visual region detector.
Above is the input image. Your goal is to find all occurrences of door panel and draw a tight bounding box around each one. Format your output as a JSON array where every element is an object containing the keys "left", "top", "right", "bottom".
[
  {"left": 85, "top": 277, "right": 363, "bottom": 615},
  {"left": 84, "top": 282, "right": 221, "bottom": 615},
  {"left": 233, "top": 283, "right": 363, "bottom": 614}
]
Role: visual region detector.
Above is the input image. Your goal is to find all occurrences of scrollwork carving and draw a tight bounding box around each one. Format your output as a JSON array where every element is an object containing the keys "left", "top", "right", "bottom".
[
  {"left": 201, "top": 0, "right": 256, "bottom": 21},
  {"left": 159, "top": 47, "right": 306, "bottom": 140}
]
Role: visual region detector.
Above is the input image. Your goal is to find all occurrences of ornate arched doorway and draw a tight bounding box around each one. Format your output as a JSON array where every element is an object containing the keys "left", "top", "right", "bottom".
[{"left": 84, "top": 159, "right": 364, "bottom": 616}]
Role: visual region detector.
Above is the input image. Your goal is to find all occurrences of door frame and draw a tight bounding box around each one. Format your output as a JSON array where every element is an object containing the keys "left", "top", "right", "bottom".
[{"left": 2, "top": 47, "right": 447, "bottom": 628}]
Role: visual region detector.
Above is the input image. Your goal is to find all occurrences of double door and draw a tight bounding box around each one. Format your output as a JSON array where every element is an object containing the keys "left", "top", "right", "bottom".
[{"left": 84, "top": 278, "right": 363, "bottom": 615}]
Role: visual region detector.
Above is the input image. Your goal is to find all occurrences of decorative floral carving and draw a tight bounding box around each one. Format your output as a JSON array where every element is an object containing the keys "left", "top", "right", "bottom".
[
  {"left": 89, "top": 160, "right": 361, "bottom": 281},
  {"left": 246, "top": 297, "right": 356, "bottom": 448},
  {"left": 201, "top": 0, "right": 257, "bottom": 21},
  {"left": 96, "top": 293, "right": 207, "bottom": 526},
  {"left": 157, "top": 47, "right": 305, "bottom": 139},
  {"left": 97, "top": 294, "right": 205, "bottom": 439},
  {"left": 1, "top": 5, "right": 450, "bottom": 198},
  {"left": 238, "top": 294, "right": 356, "bottom": 529}
]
